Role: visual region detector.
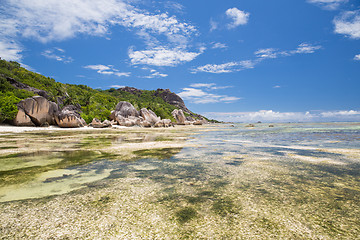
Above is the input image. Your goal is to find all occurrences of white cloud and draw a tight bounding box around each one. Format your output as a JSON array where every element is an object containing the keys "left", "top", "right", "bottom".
[
  {"left": 110, "top": 85, "right": 125, "bottom": 88},
  {"left": 308, "top": 0, "right": 348, "bottom": 10},
  {"left": 0, "top": 0, "right": 197, "bottom": 60},
  {"left": 84, "top": 64, "right": 130, "bottom": 77},
  {"left": 210, "top": 19, "right": 218, "bottom": 32},
  {"left": 291, "top": 43, "right": 322, "bottom": 54},
  {"left": 203, "top": 109, "right": 360, "bottom": 122},
  {"left": 190, "top": 83, "right": 216, "bottom": 88},
  {"left": 354, "top": 54, "right": 360, "bottom": 60},
  {"left": 225, "top": 8, "right": 250, "bottom": 29},
  {"left": 192, "top": 60, "right": 256, "bottom": 74},
  {"left": 194, "top": 43, "right": 321, "bottom": 74},
  {"left": 212, "top": 42, "right": 228, "bottom": 49},
  {"left": 142, "top": 69, "right": 168, "bottom": 78},
  {"left": 0, "top": 40, "right": 22, "bottom": 61},
  {"left": 129, "top": 47, "right": 202, "bottom": 66},
  {"left": 334, "top": 10, "right": 360, "bottom": 39},
  {"left": 41, "top": 48, "right": 73, "bottom": 63},
  {"left": 255, "top": 48, "right": 278, "bottom": 59},
  {"left": 273, "top": 85, "right": 281, "bottom": 88},
  {"left": 320, "top": 110, "right": 360, "bottom": 117},
  {"left": 177, "top": 84, "right": 240, "bottom": 104}
]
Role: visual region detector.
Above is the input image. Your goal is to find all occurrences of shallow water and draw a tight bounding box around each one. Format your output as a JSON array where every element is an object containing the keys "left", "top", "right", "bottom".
[{"left": 0, "top": 123, "right": 360, "bottom": 239}]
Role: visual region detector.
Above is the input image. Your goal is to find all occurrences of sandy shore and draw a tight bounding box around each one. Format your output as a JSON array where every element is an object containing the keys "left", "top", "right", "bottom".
[{"left": 0, "top": 124, "right": 132, "bottom": 133}]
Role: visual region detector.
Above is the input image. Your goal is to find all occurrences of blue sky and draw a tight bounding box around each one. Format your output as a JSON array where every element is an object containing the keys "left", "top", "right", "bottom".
[{"left": 1, "top": 0, "right": 359, "bottom": 122}]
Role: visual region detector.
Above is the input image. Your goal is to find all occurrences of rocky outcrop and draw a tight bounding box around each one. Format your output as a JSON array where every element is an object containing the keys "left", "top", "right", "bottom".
[
  {"left": 155, "top": 89, "right": 191, "bottom": 114},
  {"left": 4, "top": 75, "right": 50, "bottom": 99},
  {"left": 172, "top": 109, "right": 186, "bottom": 125},
  {"left": 14, "top": 96, "right": 59, "bottom": 126},
  {"left": 114, "top": 101, "right": 139, "bottom": 118},
  {"left": 55, "top": 105, "right": 86, "bottom": 128},
  {"left": 140, "top": 108, "right": 160, "bottom": 125},
  {"left": 13, "top": 109, "right": 35, "bottom": 126},
  {"left": 90, "top": 118, "right": 112, "bottom": 128}
]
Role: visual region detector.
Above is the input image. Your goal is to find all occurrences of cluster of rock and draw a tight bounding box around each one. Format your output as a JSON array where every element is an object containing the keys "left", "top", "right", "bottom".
[
  {"left": 109, "top": 101, "right": 173, "bottom": 128},
  {"left": 14, "top": 96, "right": 86, "bottom": 128},
  {"left": 171, "top": 109, "right": 207, "bottom": 125},
  {"left": 12, "top": 96, "right": 207, "bottom": 128}
]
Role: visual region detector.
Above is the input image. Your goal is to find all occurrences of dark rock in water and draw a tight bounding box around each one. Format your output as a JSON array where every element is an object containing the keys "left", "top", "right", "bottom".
[
  {"left": 14, "top": 96, "right": 59, "bottom": 126},
  {"left": 269, "top": 124, "right": 274, "bottom": 127},
  {"left": 193, "top": 120, "right": 203, "bottom": 125},
  {"left": 245, "top": 124, "right": 255, "bottom": 127},
  {"left": 4, "top": 75, "right": 50, "bottom": 99}
]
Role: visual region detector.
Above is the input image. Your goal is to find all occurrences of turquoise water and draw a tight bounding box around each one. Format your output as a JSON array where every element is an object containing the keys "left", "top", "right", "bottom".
[{"left": 0, "top": 123, "right": 360, "bottom": 239}]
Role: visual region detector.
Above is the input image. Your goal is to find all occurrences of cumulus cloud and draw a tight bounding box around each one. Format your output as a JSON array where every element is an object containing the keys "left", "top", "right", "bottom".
[
  {"left": 178, "top": 84, "right": 240, "bottom": 104},
  {"left": 334, "top": 10, "right": 360, "bottom": 39},
  {"left": 41, "top": 48, "right": 73, "bottom": 63},
  {"left": 308, "top": 0, "right": 348, "bottom": 10},
  {"left": 225, "top": 8, "right": 250, "bottom": 29},
  {"left": 193, "top": 43, "right": 321, "bottom": 74},
  {"left": 203, "top": 110, "right": 360, "bottom": 122},
  {"left": 84, "top": 64, "right": 130, "bottom": 77},
  {"left": 129, "top": 47, "right": 203, "bottom": 67},
  {"left": 354, "top": 54, "right": 360, "bottom": 60}
]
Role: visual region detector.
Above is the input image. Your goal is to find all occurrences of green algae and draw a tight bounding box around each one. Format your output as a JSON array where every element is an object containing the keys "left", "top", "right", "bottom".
[
  {"left": 175, "top": 207, "right": 197, "bottom": 223},
  {"left": 133, "top": 147, "right": 183, "bottom": 160}
]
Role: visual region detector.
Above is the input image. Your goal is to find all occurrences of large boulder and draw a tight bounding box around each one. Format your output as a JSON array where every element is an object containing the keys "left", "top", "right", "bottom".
[
  {"left": 171, "top": 109, "right": 186, "bottom": 125},
  {"left": 14, "top": 96, "right": 59, "bottom": 126},
  {"left": 13, "top": 109, "right": 35, "bottom": 126},
  {"left": 114, "top": 101, "right": 139, "bottom": 118},
  {"left": 140, "top": 108, "right": 160, "bottom": 125},
  {"left": 55, "top": 106, "right": 86, "bottom": 128}
]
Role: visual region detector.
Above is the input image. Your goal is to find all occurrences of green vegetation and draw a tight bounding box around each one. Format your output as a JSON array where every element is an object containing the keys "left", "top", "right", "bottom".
[{"left": 0, "top": 59, "right": 192, "bottom": 123}]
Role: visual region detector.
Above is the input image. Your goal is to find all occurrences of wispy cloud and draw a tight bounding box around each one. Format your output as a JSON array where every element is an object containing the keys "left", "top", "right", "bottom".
[
  {"left": 129, "top": 47, "right": 204, "bottom": 67},
  {"left": 189, "top": 83, "right": 232, "bottom": 90},
  {"left": 211, "top": 42, "right": 228, "bottom": 49},
  {"left": 225, "top": 8, "right": 250, "bottom": 29},
  {"left": 354, "top": 54, "right": 360, "bottom": 61},
  {"left": 193, "top": 43, "right": 321, "bottom": 74},
  {"left": 142, "top": 69, "right": 168, "bottom": 78},
  {"left": 178, "top": 83, "right": 239, "bottom": 104},
  {"left": 0, "top": 40, "right": 22, "bottom": 61},
  {"left": 192, "top": 60, "right": 256, "bottom": 74},
  {"left": 334, "top": 10, "right": 360, "bottom": 39},
  {"left": 84, "top": 64, "right": 130, "bottom": 77},
  {"left": 203, "top": 110, "right": 360, "bottom": 122},
  {"left": 110, "top": 85, "right": 125, "bottom": 88},
  {"left": 307, "top": 0, "right": 348, "bottom": 10},
  {"left": 0, "top": 0, "right": 198, "bottom": 61},
  {"left": 41, "top": 48, "right": 73, "bottom": 63}
]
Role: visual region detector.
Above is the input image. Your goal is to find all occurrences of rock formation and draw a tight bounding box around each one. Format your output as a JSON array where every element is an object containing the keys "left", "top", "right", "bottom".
[
  {"left": 5, "top": 75, "right": 50, "bottom": 99},
  {"left": 171, "top": 109, "right": 186, "bottom": 125},
  {"left": 55, "top": 105, "right": 86, "bottom": 128},
  {"left": 14, "top": 96, "right": 59, "bottom": 126},
  {"left": 90, "top": 118, "right": 112, "bottom": 128},
  {"left": 140, "top": 108, "right": 160, "bottom": 125}
]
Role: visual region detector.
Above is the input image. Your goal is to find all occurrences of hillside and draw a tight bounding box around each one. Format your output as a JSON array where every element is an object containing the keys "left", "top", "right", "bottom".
[{"left": 0, "top": 59, "right": 209, "bottom": 124}]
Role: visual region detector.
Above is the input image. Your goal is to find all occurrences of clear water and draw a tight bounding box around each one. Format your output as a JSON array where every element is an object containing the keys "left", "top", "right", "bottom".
[{"left": 0, "top": 123, "right": 359, "bottom": 239}]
